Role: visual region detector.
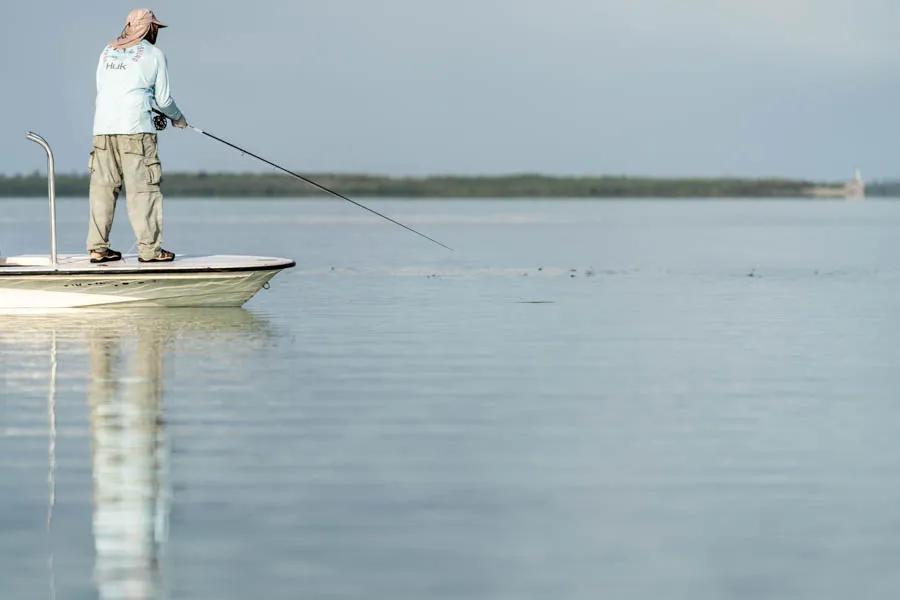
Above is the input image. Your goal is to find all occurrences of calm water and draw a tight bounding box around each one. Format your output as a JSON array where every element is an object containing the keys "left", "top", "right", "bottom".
[{"left": 3, "top": 196, "right": 900, "bottom": 599}]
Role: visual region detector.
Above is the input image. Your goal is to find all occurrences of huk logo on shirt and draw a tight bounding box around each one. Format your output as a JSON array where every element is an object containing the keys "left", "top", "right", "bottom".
[{"left": 105, "top": 62, "right": 127, "bottom": 71}]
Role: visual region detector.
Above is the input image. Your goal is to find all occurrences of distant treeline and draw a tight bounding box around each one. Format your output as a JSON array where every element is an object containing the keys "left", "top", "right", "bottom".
[
  {"left": 868, "top": 181, "right": 900, "bottom": 196},
  {"left": 1, "top": 171, "right": 894, "bottom": 198}
]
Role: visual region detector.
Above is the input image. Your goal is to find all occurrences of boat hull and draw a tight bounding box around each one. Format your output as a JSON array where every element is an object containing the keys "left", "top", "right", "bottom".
[{"left": 0, "top": 255, "right": 294, "bottom": 309}]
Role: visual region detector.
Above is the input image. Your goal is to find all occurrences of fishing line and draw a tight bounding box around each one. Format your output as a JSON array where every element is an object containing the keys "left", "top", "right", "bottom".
[{"left": 152, "top": 109, "right": 453, "bottom": 251}]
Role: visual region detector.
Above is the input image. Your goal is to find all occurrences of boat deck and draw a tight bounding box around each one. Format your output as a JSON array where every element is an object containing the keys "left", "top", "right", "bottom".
[{"left": 0, "top": 254, "right": 296, "bottom": 276}]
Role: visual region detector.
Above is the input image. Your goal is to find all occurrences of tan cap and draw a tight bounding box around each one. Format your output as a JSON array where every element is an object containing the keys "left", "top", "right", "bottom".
[{"left": 109, "top": 8, "right": 167, "bottom": 50}]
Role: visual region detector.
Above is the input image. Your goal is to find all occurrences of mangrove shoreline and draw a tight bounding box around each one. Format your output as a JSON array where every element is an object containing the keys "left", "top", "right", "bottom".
[{"left": 2, "top": 172, "right": 896, "bottom": 198}]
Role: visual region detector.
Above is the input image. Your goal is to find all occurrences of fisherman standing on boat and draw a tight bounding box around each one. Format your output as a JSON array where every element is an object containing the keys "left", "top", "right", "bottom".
[{"left": 88, "top": 8, "right": 186, "bottom": 263}]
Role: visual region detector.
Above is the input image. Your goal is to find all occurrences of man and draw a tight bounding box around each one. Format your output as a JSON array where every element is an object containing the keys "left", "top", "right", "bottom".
[{"left": 88, "top": 8, "right": 187, "bottom": 263}]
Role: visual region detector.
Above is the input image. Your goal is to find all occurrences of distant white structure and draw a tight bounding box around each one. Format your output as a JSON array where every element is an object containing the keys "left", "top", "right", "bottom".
[{"left": 845, "top": 168, "right": 865, "bottom": 200}]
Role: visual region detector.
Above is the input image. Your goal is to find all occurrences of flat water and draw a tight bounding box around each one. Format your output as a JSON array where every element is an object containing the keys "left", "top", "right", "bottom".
[{"left": 3, "top": 197, "right": 900, "bottom": 599}]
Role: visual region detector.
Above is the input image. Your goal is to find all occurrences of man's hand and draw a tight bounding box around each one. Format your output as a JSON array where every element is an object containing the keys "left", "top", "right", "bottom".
[{"left": 173, "top": 115, "right": 188, "bottom": 129}]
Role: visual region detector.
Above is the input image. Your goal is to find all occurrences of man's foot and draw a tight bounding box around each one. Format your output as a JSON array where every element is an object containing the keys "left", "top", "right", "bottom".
[
  {"left": 90, "top": 248, "right": 123, "bottom": 263},
  {"left": 138, "top": 249, "right": 175, "bottom": 263}
]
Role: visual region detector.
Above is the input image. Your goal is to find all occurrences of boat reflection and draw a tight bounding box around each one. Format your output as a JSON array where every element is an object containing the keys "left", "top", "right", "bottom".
[{"left": 2, "top": 308, "right": 272, "bottom": 600}]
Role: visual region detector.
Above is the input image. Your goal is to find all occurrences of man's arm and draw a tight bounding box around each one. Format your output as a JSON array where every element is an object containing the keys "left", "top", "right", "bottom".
[
  {"left": 153, "top": 51, "right": 184, "bottom": 122},
  {"left": 96, "top": 52, "right": 104, "bottom": 92}
]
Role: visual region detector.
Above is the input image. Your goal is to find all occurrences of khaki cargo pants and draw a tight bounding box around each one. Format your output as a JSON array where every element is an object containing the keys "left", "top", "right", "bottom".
[{"left": 87, "top": 133, "right": 164, "bottom": 260}]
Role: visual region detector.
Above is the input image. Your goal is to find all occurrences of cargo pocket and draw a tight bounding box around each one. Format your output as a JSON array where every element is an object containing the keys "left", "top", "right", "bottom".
[
  {"left": 145, "top": 157, "right": 162, "bottom": 185},
  {"left": 89, "top": 135, "right": 106, "bottom": 175}
]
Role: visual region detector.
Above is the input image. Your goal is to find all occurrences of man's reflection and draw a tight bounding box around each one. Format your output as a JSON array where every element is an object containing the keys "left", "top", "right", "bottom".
[{"left": 88, "top": 321, "right": 169, "bottom": 600}]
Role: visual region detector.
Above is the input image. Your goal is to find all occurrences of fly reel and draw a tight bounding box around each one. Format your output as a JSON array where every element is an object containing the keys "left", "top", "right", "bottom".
[{"left": 152, "top": 112, "right": 168, "bottom": 131}]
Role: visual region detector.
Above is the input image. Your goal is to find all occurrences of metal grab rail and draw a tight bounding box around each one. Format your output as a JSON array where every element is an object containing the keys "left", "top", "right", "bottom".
[{"left": 25, "top": 132, "right": 58, "bottom": 267}]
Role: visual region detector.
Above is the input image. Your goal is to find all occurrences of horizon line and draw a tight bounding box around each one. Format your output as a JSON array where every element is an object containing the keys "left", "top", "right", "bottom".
[{"left": 0, "top": 171, "right": 891, "bottom": 184}]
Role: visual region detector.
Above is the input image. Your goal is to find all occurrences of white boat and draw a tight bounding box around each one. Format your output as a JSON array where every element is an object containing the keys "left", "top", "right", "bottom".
[
  {"left": 0, "top": 254, "right": 294, "bottom": 308},
  {"left": 1, "top": 132, "right": 294, "bottom": 309}
]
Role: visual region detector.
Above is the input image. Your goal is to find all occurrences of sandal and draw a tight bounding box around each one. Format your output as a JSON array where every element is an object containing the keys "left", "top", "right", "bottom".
[
  {"left": 90, "top": 248, "right": 123, "bottom": 263},
  {"left": 138, "top": 249, "right": 176, "bottom": 263}
]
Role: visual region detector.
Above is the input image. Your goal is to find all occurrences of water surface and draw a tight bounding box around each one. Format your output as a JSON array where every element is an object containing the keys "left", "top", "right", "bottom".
[{"left": 3, "top": 197, "right": 900, "bottom": 599}]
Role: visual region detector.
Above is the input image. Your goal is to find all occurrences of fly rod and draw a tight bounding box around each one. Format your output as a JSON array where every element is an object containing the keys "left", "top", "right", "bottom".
[{"left": 152, "top": 109, "right": 453, "bottom": 251}]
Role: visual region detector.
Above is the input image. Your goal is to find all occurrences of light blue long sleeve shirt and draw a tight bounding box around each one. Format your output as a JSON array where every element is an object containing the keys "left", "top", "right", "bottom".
[{"left": 92, "top": 40, "right": 183, "bottom": 135}]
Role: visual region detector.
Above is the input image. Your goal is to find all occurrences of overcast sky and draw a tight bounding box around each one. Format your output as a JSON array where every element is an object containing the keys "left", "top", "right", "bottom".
[{"left": 3, "top": 0, "right": 899, "bottom": 179}]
